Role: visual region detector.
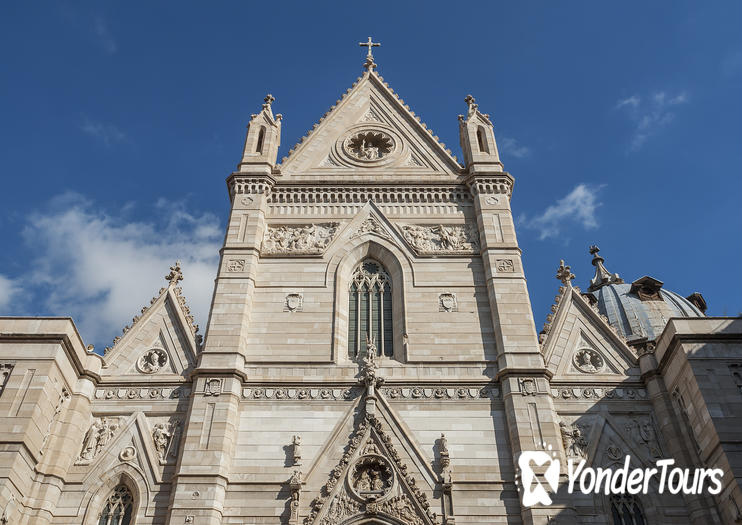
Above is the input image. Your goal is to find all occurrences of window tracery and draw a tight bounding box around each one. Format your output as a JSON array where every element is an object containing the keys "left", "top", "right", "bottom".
[
  {"left": 348, "top": 260, "right": 393, "bottom": 358},
  {"left": 97, "top": 485, "right": 133, "bottom": 525}
]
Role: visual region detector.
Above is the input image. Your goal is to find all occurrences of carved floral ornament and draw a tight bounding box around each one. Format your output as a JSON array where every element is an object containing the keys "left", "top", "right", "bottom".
[{"left": 333, "top": 124, "right": 402, "bottom": 168}]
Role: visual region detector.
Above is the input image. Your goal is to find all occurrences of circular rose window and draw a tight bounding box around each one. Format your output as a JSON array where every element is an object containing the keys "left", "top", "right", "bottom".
[{"left": 343, "top": 130, "right": 394, "bottom": 161}]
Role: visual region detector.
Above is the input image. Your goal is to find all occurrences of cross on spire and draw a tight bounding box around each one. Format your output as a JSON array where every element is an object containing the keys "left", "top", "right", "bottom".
[{"left": 359, "top": 36, "right": 381, "bottom": 70}]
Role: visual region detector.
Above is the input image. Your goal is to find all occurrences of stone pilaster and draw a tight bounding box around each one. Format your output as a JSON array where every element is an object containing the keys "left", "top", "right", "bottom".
[{"left": 468, "top": 174, "right": 562, "bottom": 525}]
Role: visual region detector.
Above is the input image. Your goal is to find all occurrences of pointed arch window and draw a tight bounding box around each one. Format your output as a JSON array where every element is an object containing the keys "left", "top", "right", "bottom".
[
  {"left": 98, "top": 485, "right": 133, "bottom": 525},
  {"left": 476, "top": 126, "right": 489, "bottom": 153},
  {"left": 256, "top": 126, "right": 266, "bottom": 154},
  {"left": 610, "top": 495, "right": 646, "bottom": 525},
  {"left": 348, "top": 260, "right": 392, "bottom": 358}
]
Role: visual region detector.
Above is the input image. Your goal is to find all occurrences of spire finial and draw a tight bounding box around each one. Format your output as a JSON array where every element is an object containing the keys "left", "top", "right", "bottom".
[
  {"left": 464, "top": 94, "right": 478, "bottom": 119},
  {"left": 556, "top": 260, "right": 575, "bottom": 286},
  {"left": 588, "top": 245, "right": 623, "bottom": 292},
  {"left": 359, "top": 36, "right": 380, "bottom": 70},
  {"left": 263, "top": 94, "right": 275, "bottom": 110},
  {"left": 165, "top": 260, "right": 183, "bottom": 286}
]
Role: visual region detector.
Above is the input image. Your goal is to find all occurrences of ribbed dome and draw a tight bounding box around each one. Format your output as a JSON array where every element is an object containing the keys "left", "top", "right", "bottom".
[
  {"left": 587, "top": 282, "right": 704, "bottom": 342},
  {"left": 580, "top": 246, "right": 705, "bottom": 342}
]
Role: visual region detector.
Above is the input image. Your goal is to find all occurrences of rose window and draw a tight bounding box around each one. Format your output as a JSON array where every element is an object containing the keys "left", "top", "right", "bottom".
[{"left": 345, "top": 131, "right": 393, "bottom": 161}]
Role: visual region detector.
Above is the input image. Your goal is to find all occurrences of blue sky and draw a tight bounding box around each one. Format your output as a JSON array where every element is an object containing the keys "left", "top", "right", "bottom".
[{"left": 1, "top": 3, "right": 741, "bottom": 350}]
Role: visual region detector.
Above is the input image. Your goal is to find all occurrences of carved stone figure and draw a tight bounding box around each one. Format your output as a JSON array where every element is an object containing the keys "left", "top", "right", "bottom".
[
  {"left": 137, "top": 348, "right": 168, "bottom": 374},
  {"left": 292, "top": 435, "right": 302, "bottom": 466},
  {"left": 152, "top": 422, "right": 173, "bottom": 462},
  {"left": 351, "top": 216, "right": 391, "bottom": 240},
  {"left": 627, "top": 417, "right": 662, "bottom": 459},
  {"left": 78, "top": 417, "right": 118, "bottom": 462},
  {"left": 344, "top": 130, "right": 393, "bottom": 161},
  {"left": 400, "top": 224, "right": 479, "bottom": 254},
  {"left": 262, "top": 223, "right": 339, "bottom": 254},
  {"left": 559, "top": 421, "right": 588, "bottom": 458},
  {"left": 573, "top": 348, "right": 604, "bottom": 374}
]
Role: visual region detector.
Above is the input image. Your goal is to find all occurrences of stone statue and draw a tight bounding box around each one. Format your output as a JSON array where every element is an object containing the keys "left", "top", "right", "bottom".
[
  {"left": 79, "top": 417, "right": 118, "bottom": 461},
  {"left": 292, "top": 435, "right": 302, "bottom": 466},
  {"left": 560, "top": 421, "right": 588, "bottom": 459},
  {"left": 152, "top": 422, "right": 172, "bottom": 461}
]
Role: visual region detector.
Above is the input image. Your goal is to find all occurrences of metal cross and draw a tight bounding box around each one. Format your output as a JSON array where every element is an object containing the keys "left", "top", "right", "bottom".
[{"left": 359, "top": 36, "right": 380, "bottom": 59}]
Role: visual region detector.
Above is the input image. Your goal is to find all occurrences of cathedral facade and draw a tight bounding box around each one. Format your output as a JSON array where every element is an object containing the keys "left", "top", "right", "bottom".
[{"left": 1, "top": 49, "right": 741, "bottom": 525}]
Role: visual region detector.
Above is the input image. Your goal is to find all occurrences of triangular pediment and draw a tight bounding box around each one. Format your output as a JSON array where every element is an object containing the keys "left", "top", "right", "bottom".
[
  {"left": 305, "top": 413, "right": 437, "bottom": 525},
  {"left": 75, "top": 413, "right": 166, "bottom": 485},
  {"left": 542, "top": 286, "right": 638, "bottom": 381},
  {"left": 101, "top": 279, "right": 199, "bottom": 380},
  {"left": 279, "top": 70, "right": 462, "bottom": 180}
]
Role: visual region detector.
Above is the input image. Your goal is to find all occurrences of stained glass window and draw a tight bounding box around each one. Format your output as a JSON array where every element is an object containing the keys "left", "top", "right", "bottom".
[{"left": 348, "top": 260, "right": 393, "bottom": 358}]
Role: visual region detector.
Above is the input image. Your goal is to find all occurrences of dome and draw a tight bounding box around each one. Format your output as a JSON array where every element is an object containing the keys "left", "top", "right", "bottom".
[{"left": 583, "top": 247, "right": 705, "bottom": 342}]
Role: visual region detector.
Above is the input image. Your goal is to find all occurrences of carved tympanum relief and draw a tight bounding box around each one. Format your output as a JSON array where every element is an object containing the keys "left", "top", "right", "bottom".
[
  {"left": 573, "top": 347, "right": 605, "bottom": 374},
  {"left": 137, "top": 348, "right": 168, "bottom": 374},
  {"left": 262, "top": 223, "right": 339, "bottom": 255},
  {"left": 400, "top": 224, "right": 480, "bottom": 254},
  {"left": 77, "top": 417, "right": 119, "bottom": 463},
  {"left": 351, "top": 216, "right": 392, "bottom": 240}
]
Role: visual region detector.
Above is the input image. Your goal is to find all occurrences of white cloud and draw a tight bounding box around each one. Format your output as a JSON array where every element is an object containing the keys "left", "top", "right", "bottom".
[
  {"left": 81, "top": 118, "right": 126, "bottom": 146},
  {"left": 519, "top": 184, "right": 603, "bottom": 240},
  {"left": 93, "top": 16, "right": 117, "bottom": 54},
  {"left": 0, "top": 275, "right": 22, "bottom": 312},
  {"left": 499, "top": 137, "right": 531, "bottom": 159},
  {"left": 615, "top": 91, "right": 689, "bottom": 151},
  {"left": 20, "top": 193, "right": 221, "bottom": 348}
]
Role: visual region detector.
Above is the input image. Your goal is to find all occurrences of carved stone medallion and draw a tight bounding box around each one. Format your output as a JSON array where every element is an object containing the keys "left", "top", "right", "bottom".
[
  {"left": 349, "top": 453, "right": 395, "bottom": 502},
  {"left": 137, "top": 348, "right": 167, "bottom": 374},
  {"left": 438, "top": 293, "right": 457, "bottom": 312},
  {"left": 343, "top": 130, "right": 394, "bottom": 162},
  {"left": 285, "top": 293, "right": 303, "bottom": 312},
  {"left": 573, "top": 348, "right": 605, "bottom": 374}
]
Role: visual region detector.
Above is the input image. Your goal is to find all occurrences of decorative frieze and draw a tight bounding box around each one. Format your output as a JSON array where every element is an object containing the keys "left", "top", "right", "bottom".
[
  {"left": 267, "top": 186, "right": 473, "bottom": 205},
  {"left": 262, "top": 223, "right": 340, "bottom": 255},
  {"left": 94, "top": 386, "right": 190, "bottom": 400},
  {"left": 242, "top": 387, "right": 358, "bottom": 401},
  {"left": 551, "top": 385, "right": 646, "bottom": 401},
  {"left": 381, "top": 386, "right": 498, "bottom": 400},
  {"left": 399, "top": 224, "right": 480, "bottom": 254}
]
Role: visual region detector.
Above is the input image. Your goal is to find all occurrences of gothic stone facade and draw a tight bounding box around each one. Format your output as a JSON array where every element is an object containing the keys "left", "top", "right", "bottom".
[{"left": 1, "top": 60, "right": 741, "bottom": 525}]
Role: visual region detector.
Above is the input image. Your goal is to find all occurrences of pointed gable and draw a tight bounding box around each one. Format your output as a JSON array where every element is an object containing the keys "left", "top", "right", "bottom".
[
  {"left": 101, "top": 262, "right": 199, "bottom": 379},
  {"left": 541, "top": 266, "right": 639, "bottom": 381},
  {"left": 278, "top": 70, "right": 462, "bottom": 180}
]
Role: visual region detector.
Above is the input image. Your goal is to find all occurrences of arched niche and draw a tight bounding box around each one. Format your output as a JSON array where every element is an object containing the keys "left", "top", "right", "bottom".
[
  {"left": 327, "top": 238, "right": 412, "bottom": 364},
  {"left": 81, "top": 463, "right": 150, "bottom": 525}
]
